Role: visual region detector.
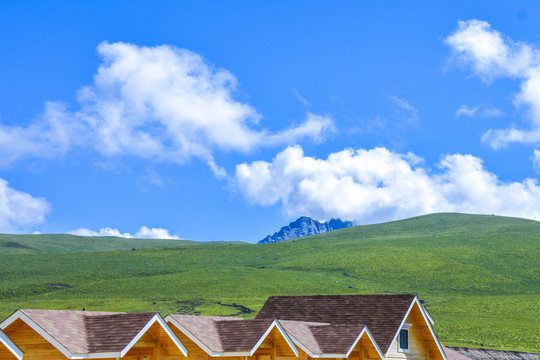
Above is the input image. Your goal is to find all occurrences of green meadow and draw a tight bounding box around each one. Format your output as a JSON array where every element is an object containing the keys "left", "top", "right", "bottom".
[{"left": 0, "top": 213, "right": 538, "bottom": 353}]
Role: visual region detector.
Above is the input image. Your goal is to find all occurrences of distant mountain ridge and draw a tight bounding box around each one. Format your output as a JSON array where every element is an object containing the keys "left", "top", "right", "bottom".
[{"left": 258, "top": 216, "right": 354, "bottom": 244}]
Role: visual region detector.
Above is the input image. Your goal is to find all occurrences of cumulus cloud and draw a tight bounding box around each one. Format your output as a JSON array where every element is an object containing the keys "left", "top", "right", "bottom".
[
  {"left": 70, "top": 225, "right": 181, "bottom": 239},
  {"left": 0, "top": 178, "right": 50, "bottom": 232},
  {"left": 0, "top": 42, "right": 333, "bottom": 171},
  {"left": 234, "top": 145, "right": 540, "bottom": 224},
  {"left": 135, "top": 226, "right": 181, "bottom": 239},
  {"left": 0, "top": 102, "right": 79, "bottom": 167},
  {"left": 446, "top": 19, "right": 540, "bottom": 148},
  {"left": 456, "top": 104, "right": 504, "bottom": 118}
]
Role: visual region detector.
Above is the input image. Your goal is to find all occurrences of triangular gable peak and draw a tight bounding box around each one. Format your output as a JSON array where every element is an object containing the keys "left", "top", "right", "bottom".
[
  {"left": 116, "top": 314, "right": 188, "bottom": 359},
  {"left": 346, "top": 326, "right": 384, "bottom": 360},
  {"left": 166, "top": 315, "right": 297, "bottom": 357},
  {"left": 0, "top": 329, "right": 23, "bottom": 360},
  {"left": 249, "top": 320, "right": 298, "bottom": 358},
  {"left": 0, "top": 309, "right": 187, "bottom": 359},
  {"left": 280, "top": 320, "right": 383, "bottom": 359},
  {"left": 385, "top": 297, "right": 446, "bottom": 360}
]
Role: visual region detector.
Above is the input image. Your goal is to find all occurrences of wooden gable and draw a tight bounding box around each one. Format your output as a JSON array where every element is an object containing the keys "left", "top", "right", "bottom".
[
  {"left": 2, "top": 313, "right": 186, "bottom": 360},
  {"left": 123, "top": 321, "right": 188, "bottom": 360},
  {"left": 251, "top": 326, "right": 297, "bottom": 358},
  {"left": 385, "top": 301, "right": 444, "bottom": 360},
  {"left": 348, "top": 331, "right": 383, "bottom": 360},
  {"left": 3, "top": 318, "right": 66, "bottom": 360}
]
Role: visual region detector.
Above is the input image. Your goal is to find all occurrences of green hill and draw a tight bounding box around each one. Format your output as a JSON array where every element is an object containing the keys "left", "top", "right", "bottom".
[
  {"left": 0, "top": 233, "right": 236, "bottom": 254},
  {"left": 0, "top": 213, "right": 538, "bottom": 353}
]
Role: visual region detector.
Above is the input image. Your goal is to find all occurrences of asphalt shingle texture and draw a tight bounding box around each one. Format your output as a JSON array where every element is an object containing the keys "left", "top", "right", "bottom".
[
  {"left": 256, "top": 294, "right": 416, "bottom": 353},
  {"left": 20, "top": 309, "right": 157, "bottom": 354}
]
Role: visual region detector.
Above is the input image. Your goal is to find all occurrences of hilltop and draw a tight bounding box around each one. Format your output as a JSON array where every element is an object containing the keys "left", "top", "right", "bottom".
[
  {"left": 0, "top": 213, "right": 538, "bottom": 353},
  {"left": 0, "top": 233, "right": 238, "bottom": 254}
]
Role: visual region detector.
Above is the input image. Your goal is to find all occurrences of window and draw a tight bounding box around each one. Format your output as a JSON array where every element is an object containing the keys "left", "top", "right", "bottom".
[{"left": 399, "top": 328, "right": 409, "bottom": 351}]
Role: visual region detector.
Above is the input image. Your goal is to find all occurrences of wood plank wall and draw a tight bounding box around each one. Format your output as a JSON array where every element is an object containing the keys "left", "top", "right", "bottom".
[
  {"left": 385, "top": 304, "right": 443, "bottom": 360},
  {"left": 3, "top": 319, "right": 68, "bottom": 360}
]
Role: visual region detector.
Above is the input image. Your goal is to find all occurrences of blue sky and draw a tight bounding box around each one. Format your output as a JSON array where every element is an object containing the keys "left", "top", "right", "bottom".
[{"left": 2, "top": 1, "right": 540, "bottom": 242}]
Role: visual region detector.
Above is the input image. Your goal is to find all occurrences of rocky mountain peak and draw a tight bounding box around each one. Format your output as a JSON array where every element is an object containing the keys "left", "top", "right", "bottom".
[{"left": 258, "top": 216, "right": 353, "bottom": 244}]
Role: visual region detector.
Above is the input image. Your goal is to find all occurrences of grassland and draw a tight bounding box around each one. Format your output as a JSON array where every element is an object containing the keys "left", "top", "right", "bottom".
[
  {"left": 0, "top": 233, "right": 234, "bottom": 254},
  {"left": 0, "top": 213, "right": 538, "bottom": 353}
]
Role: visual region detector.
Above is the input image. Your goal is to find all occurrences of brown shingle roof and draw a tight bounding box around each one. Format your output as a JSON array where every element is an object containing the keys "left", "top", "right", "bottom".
[
  {"left": 280, "top": 320, "right": 366, "bottom": 355},
  {"left": 216, "top": 318, "right": 275, "bottom": 352},
  {"left": 85, "top": 312, "right": 157, "bottom": 353},
  {"left": 169, "top": 314, "right": 369, "bottom": 356},
  {"left": 19, "top": 309, "right": 157, "bottom": 354},
  {"left": 256, "top": 294, "right": 416, "bottom": 353},
  {"left": 168, "top": 314, "right": 276, "bottom": 353},
  {"left": 167, "top": 315, "right": 244, "bottom": 352}
]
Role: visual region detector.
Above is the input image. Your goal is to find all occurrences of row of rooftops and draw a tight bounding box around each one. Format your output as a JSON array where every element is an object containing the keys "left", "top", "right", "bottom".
[{"left": 0, "top": 294, "right": 455, "bottom": 360}]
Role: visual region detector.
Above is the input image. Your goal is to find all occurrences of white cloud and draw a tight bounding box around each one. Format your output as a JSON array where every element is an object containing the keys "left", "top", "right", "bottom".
[
  {"left": 0, "top": 102, "right": 79, "bottom": 167},
  {"left": 0, "top": 42, "right": 333, "bottom": 171},
  {"left": 135, "top": 226, "right": 181, "bottom": 239},
  {"left": 456, "top": 105, "right": 479, "bottom": 117},
  {"left": 292, "top": 88, "right": 311, "bottom": 106},
  {"left": 0, "top": 177, "right": 50, "bottom": 232},
  {"left": 446, "top": 19, "right": 540, "bottom": 148},
  {"left": 456, "top": 104, "right": 504, "bottom": 118},
  {"left": 234, "top": 145, "right": 540, "bottom": 224},
  {"left": 389, "top": 96, "right": 418, "bottom": 123},
  {"left": 69, "top": 225, "right": 181, "bottom": 239},
  {"left": 533, "top": 150, "right": 540, "bottom": 173},
  {"left": 70, "top": 227, "right": 134, "bottom": 238}
]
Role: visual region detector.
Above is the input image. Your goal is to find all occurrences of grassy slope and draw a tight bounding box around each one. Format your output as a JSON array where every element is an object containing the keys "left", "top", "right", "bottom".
[
  {"left": 0, "top": 233, "right": 235, "bottom": 254},
  {"left": 0, "top": 213, "right": 538, "bottom": 352}
]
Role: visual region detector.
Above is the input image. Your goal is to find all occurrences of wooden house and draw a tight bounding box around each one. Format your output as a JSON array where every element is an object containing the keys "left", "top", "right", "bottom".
[
  {"left": 0, "top": 310, "right": 187, "bottom": 360},
  {"left": 255, "top": 294, "right": 446, "bottom": 360},
  {"left": 165, "top": 294, "right": 445, "bottom": 360},
  {"left": 0, "top": 294, "right": 451, "bottom": 360}
]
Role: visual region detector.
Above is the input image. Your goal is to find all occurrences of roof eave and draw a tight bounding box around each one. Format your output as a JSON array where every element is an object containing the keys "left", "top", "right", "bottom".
[
  {"left": 212, "top": 352, "right": 251, "bottom": 357},
  {"left": 165, "top": 315, "right": 216, "bottom": 356},
  {"left": 310, "top": 353, "right": 348, "bottom": 358},
  {"left": 70, "top": 352, "right": 121, "bottom": 359},
  {"left": 1, "top": 310, "right": 74, "bottom": 359},
  {"left": 0, "top": 330, "right": 23, "bottom": 360}
]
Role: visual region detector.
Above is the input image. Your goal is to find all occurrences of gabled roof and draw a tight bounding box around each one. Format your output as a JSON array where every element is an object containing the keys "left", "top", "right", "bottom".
[
  {"left": 0, "top": 328, "right": 23, "bottom": 360},
  {"left": 1, "top": 309, "right": 187, "bottom": 359},
  {"left": 167, "top": 314, "right": 383, "bottom": 359},
  {"left": 256, "top": 294, "right": 417, "bottom": 354},
  {"left": 166, "top": 314, "right": 298, "bottom": 356},
  {"left": 280, "top": 320, "right": 383, "bottom": 358}
]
